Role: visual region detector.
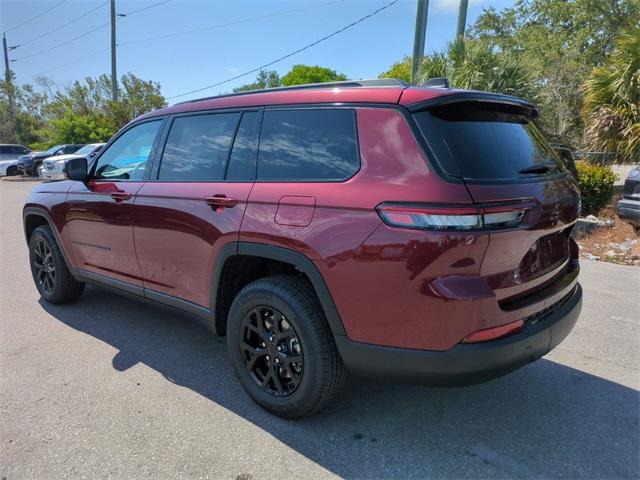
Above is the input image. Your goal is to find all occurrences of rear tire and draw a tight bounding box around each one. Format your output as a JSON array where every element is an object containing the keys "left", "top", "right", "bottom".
[
  {"left": 6, "top": 165, "right": 18, "bottom": 176},
  {"left": 29, "top": 225, "right": 84, "bottom": 304},
  {"left": 227, "top": 275, "right": 346, "bottom": 418}
]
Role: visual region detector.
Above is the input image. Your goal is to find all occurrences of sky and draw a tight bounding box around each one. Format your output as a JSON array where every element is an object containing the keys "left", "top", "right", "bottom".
[{"left": 1, "top": 0, "right": 513, "bottom": 101}]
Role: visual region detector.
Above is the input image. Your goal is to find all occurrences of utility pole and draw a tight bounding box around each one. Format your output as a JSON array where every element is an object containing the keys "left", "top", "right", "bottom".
[
  {"left": 456, "top": 0, "right": 469, "bottom": 45},
  {"left": 2, "top": 34, "right": 10, "bottom": 81},
  {"left": 411, "top": 0, "right": 429, "bottom": 85},
  {"left": 3, "top": 33, "right": 16, "bottom": 140},
  {"left": 110, "top": 0, "right": 118, "bottom": 101}
]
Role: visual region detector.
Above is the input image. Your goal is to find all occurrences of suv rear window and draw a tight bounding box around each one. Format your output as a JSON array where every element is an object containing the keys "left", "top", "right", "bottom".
[
  {"left": 414, "top": 102, "right": 565, "bottom": 181},
  {"left": 258, "top": 109, "right": 359, "bottom": 181}
]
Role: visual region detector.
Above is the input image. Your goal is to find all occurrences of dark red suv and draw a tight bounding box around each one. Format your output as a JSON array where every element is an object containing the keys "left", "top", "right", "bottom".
[{"left": 23, "top": 79, "right": 582, "bottom": 418}]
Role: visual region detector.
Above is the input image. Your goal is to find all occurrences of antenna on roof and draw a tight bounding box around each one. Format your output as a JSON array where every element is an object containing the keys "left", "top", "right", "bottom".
[{"left": 421, "top": 77, "right": 450, "bottom": 88}]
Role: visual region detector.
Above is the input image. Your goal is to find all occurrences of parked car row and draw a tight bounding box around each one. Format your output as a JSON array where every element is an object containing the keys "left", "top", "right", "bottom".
[
  {"left": 38, "top": 143, "right": 105, "bottom": 180},
  {"left": 0, "top": 143, "right": 106, "bottom": 179}
]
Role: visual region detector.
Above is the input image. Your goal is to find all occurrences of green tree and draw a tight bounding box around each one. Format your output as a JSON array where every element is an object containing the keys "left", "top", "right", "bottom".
[
  {"left": 280, "top": 64, "right": 347, "bottom": 86},
  {"left": 378, "top": 56, "right": 412, "bottom": 83},
  {"left": 46, "top": 73, "right": 165, "bottom": 143},
  {"left": 582, "top": 26, "right": 640, "bottom": 162},
  {"left": 233, "top": 70, "right": 281, "bottom": 92},
  {"left": 469, "top": 0, "right": 640, "bottom": 145},
  {"left": 0, "top": 72, "right": 48, "bottom": 145}
]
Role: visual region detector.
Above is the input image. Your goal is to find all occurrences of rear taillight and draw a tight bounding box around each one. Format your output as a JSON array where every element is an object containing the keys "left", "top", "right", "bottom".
[{"left": 376, "top": 203, "right": 527, "bottom": 231}]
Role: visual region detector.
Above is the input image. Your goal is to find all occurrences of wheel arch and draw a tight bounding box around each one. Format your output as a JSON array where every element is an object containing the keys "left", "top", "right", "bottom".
[
  {"left": 23, "top": 207, "right": 76, "bottom": 275},
  {"left": 212, "top": 242, "right": 346, "bottom": 338}
]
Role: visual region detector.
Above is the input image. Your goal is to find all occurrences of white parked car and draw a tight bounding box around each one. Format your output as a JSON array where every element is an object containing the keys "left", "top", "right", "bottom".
[
  {"left": 0, "top": 144, "right": 31, "bottom": 176},
  {"left": 39, "top": 143, "right": 106, "bottom": 180}
]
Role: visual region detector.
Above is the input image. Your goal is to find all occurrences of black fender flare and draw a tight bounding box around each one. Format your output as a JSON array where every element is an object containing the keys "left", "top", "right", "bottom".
[
  {"left": 212, "top": 241, "right": 346, "bottom": 338},
  {"left": 23, "top": 206, "right": 77, "bottom": 276}
]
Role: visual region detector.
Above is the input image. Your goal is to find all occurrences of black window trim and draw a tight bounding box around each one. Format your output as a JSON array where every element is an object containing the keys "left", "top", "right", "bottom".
[
  {"left": 88, "top": 117, "right": 168, "bottom": 182},
  {"left": 147, "top": 107, "right": 263, "bottom": 183},
  {"left": 255, "top": 106, "right": 362, "bottom": 184}
]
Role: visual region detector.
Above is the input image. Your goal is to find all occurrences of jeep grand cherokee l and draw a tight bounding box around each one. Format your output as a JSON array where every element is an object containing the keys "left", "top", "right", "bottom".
[{"left": 23, "top": 79, "right": 582, "bottom": 418}]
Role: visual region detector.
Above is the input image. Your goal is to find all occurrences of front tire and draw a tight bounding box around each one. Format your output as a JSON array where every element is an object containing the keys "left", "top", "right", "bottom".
[
  {"left": 29, "top": 225, "right": 84, "bottom": 304},
  {"left": 227, "top": 275, "right": 346, "bottom": 418}
]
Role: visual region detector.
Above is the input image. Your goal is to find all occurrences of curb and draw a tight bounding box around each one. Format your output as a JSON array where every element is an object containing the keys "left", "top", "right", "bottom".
[{"left": 1, "top": 176, "right": 41, "bottom": 182}]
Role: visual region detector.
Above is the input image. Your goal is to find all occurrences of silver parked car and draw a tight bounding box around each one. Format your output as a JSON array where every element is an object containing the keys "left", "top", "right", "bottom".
[{"left": 39, "top": 143, "right": 106, "bottom": 180}]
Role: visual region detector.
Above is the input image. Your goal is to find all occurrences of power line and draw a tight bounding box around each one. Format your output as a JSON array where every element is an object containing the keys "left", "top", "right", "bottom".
[
  {"left": 3, "top": 0, "right": 68, "bottom": 34},
  {"left": 30, "top": 1, "right": 342, "bottom": 79},
  {"left": 119, "top": 1, "right": 341, "bottom": 47},
  {"left": 121, "top": 0, "right": 172, "bottom": 16},
  {"left": 14, "top": 22, "right": 110, "bottom": 62},
  {"left": 15, "top": 1, "right": 109, "bottom": 48},
  {"left": 38, "top": 48, "right": 110, "bottom": 75},
  {"left": 13, "top": 0, "right": 170, "bottom": 63},
  {"left": 167, "top": 0, "right": 400, "bottom": 100}
]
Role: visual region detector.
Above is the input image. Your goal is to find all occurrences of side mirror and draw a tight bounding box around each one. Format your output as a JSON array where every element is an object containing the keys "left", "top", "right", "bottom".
[{"left": 65, "top": 157, "right": 88, "bottom": 181}]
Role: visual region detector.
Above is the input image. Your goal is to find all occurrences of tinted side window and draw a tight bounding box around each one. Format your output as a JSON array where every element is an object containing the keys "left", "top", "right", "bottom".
[
  {"left": 227, "top": 111, "right": 260, "bottom": 181},
  {"left": 93, "top": 120, "right": 162, "bottom": 181},
  {"left": 258, "top": 109, "right": 359, "bottom": 181},
  {"left": 0, "top": 146, "right": 9, "bottom": 154},
  {"left": 158, "top": 113, "right": 240, "bottom": 181},
  {"left": 18, "top": 146, "right": 30, "bottom": 154}
]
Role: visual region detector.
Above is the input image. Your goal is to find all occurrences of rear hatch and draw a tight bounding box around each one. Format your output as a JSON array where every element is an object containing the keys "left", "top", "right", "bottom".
[{"left": 413, "top": 98, "right": 581, "bottom": 308}]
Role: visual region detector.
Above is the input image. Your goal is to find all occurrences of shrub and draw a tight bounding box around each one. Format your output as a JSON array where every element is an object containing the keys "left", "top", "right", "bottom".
[{"left": 575, "top": 162, "right": 618, "bottom": 215}]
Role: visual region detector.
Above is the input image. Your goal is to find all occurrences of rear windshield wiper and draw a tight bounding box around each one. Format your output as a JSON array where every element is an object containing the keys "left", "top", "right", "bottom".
[{"left": 518, "top": 162, "right": 557, "bottom": 175}]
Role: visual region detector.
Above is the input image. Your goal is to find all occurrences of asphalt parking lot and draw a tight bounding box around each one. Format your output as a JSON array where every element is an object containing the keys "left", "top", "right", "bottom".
[{"left": 1, "top": 180, "right": 639, "bottom": 480}]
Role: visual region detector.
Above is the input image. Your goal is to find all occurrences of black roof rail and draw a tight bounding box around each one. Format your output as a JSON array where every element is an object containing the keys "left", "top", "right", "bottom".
[{"left": 174, "top": 78, "right": 409, "bottom": 105}]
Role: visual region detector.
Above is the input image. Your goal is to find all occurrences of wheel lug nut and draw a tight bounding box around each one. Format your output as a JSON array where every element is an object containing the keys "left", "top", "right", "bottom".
[
  {"left": 265, "top": 355, "right": 270, "bottom": 361},
  {"left": 275, "top": 358, "right": 280, "bottom": 364},
  {"left": 268, "top": 335, "right": 275, "bottom": 342}
]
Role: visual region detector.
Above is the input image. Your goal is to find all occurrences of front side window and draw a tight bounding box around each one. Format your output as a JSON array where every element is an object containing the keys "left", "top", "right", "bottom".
[
  {"left": 93, "top": 121, "right": 162, "bottom": 180},
  {"left": 258, "top": 109, "right": 359, "bottom": 181},
  {"left": 158, "top": 112, "right": 240, "bottom": 181}
]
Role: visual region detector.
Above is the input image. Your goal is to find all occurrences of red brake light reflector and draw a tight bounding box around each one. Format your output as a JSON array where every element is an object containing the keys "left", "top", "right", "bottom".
[{"left": 462, "top": 319, "right": 525, "bottom": 343}]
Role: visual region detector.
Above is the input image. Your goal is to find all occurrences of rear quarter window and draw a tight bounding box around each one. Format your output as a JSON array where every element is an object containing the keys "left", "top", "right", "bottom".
[
  {"left": 257, "top": 108, "right": 359, "bottom": 181},
  {"left": 414, "top": 102, "right": 565, "bottom": 181}
]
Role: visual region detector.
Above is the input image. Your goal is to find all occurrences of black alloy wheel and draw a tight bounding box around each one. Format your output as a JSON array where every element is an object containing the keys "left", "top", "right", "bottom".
[
  {"left": 240, "top": 305, "right": 304, "bottom": 397},
  {"left": 33, "top": 238, "right": 56, "bottom": 293}
]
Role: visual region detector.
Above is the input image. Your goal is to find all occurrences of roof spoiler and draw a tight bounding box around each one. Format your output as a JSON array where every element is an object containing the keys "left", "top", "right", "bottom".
[{"left": 406, "top": 91, "right": 540, "bottom": 117}]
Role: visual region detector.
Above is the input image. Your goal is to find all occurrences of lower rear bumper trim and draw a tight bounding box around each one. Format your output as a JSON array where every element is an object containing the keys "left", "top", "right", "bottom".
[{"left": 335, "top": 283, "right": 582, "bottom": 386}]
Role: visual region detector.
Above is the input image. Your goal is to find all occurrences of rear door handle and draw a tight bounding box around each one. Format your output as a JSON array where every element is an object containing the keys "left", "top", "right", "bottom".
[
  {"left": 111, "top": 192, "right": 132, "bottom": 202},
  {"left": 205, "top": 195, "right": 238, "bottom": 209}
]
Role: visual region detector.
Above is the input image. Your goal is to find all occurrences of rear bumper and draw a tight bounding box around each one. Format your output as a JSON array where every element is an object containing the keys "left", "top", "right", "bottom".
[
  {"left": 617, "top": 198, "right": 640, "bottom": 227},
  {"left": 335, "top": 283, "right": 582, "bottom": 386}
]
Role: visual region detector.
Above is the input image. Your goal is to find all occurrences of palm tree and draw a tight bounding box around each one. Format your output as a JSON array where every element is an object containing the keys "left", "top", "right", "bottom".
[
  {"left": 582, "top": 26, "right": 640, "bottom": 162},
  {"left": 416, "top": 39, "right": 537, "bottom": 101}
]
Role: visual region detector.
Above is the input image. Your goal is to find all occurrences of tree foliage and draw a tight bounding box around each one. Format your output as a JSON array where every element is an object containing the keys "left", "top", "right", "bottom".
[
  {"left": 1, "top": 72, "right": 165, "bottom": 147},
  {"left": 582, "top": 26, "right": 640, "bottom": 162},
  {"left": 469, "top": 0, "right": 640, "bottom": 145},
  {"left": 281, "top": 64, "right": 347, "bottom": 86},
  {"left": 233, "top": 70, "right": 281, "bottom": 92}
]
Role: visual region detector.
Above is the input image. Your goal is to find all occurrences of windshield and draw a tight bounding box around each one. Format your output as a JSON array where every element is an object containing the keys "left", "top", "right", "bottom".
[
  {"left": 414, "top": 102, "right": 566, "bottom": 181},
  {"left": 74, "top": 144, "right": 96, "bottom": 155},
  {"left": 45, "top": 145, "right": 65, "bottom": 155}
]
